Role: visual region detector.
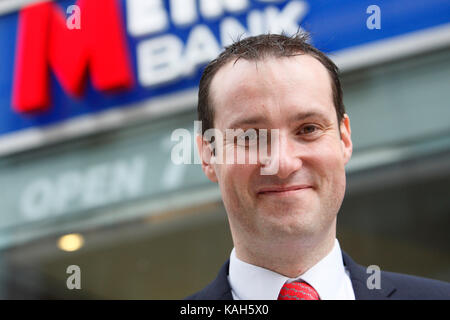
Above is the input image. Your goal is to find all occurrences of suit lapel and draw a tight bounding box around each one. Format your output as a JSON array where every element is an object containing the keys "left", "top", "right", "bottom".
[
  {"left": 342, "top": 252, "right": 396, "bottom": 299},
  {"left": 199, "top": 260, "right": 233, "bottom": 300}
]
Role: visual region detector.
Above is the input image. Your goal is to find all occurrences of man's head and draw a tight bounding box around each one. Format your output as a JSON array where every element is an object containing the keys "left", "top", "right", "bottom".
[
  {"left": 198, "top": 33, "right": 346, "bottom": 135},
  {"left": 196, "top": 33, "right": 353, "bottom": 257}
]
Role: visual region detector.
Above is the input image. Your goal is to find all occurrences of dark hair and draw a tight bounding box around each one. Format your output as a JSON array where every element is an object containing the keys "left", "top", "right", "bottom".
[{"left": 197, "top": 32, "right": 345, "bottom": 134}]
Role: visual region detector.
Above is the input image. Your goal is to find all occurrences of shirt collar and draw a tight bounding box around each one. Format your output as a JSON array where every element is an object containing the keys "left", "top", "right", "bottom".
[{"left": 228, "top": 239, "right": 348, "bottom": 300}]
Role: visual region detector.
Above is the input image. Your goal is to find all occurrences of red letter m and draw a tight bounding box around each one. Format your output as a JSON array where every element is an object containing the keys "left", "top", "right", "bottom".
[{"left": 12, "top": 0, "right": 134, "bottom": 113}]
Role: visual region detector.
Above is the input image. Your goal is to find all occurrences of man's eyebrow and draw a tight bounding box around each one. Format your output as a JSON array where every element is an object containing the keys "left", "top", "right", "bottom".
[
  {"left": 227, "top": 111, "right": 332, "bottom": 129},
  {"left": 293, "top": 111, "right": 331, "bottom": 122},
  {"left": 227, "top": 116, "right": 267, "bottom": 129}
]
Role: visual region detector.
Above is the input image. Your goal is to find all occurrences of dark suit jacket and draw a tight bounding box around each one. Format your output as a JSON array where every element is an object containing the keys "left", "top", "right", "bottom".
[{"left": 186, "top": 252, "right": 450, "bottom": 300}]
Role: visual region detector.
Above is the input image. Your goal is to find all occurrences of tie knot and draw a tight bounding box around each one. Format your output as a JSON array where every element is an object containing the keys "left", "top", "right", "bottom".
[{"left": 278, "top": 281, "right": 320, "bottom": 300}]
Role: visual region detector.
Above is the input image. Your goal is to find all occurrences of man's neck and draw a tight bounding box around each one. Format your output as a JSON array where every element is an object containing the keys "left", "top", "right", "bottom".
[{"left": 233, "top": 230, "right": 336, "bottom": 278}]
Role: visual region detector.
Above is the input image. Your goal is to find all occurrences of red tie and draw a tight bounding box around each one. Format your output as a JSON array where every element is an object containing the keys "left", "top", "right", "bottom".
[{"left": 278, "top": 281, "right": 320, "bottom": 300}]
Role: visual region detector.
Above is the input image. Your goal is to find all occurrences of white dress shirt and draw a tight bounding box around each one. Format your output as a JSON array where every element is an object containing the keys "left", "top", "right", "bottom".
[{"left": 227, "top": 239, "right": 355, "bottom": 300}]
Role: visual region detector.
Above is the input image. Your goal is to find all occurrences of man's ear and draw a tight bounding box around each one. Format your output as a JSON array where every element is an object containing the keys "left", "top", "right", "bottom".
[
  {"left": 340, "top": 114, "right": 353, "bottom": 165},
  {"left": 196, "top": 134, "right": 218, "bottom": 183}
]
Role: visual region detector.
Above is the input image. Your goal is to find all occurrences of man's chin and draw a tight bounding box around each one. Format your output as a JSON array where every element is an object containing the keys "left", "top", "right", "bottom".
[
  {"left": 258, "top": 210, "right": 318, "bottom": 236},
  {"left": 257, "top": 201, "right": 316, "bottom": 217}
]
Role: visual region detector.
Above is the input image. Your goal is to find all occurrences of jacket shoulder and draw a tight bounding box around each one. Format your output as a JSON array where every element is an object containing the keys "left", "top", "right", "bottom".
[
  {"left": 381, "top": 270, "right": 450, "bottom": 300},
  {"left": 343, "top": 251, "right": 450, "bottom": 300}
]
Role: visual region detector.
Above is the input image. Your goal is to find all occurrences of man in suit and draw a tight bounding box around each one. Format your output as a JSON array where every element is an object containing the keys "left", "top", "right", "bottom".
[{"left": 188, "top": 33, "right": 450, "bottom": 300}]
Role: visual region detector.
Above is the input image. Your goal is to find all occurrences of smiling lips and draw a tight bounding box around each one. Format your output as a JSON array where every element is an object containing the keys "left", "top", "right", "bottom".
[{"left": 257, "top": 185, "right": 312, "bottom": 196}]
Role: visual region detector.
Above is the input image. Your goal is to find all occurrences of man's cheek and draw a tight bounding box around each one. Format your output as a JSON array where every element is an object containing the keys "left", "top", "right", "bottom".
[
  {"left": 229, "top": 166, "right": 254, "bottom": 192},
  {"left": 319, "top": 145, "right": 346, "bottom": 167}
]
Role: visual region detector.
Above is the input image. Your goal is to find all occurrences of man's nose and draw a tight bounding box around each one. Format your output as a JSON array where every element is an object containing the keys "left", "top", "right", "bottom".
[
  {"left": 277, "top": 134, "right": 303, "bottom": 179},
  {"left": 262, "top": 132, "right": 302, "bottom": 178}
]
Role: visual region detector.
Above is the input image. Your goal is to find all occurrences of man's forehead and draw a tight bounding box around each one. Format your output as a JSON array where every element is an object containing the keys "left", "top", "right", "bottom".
[
  {"left": 212, "top": 54, "right": 328, "bottom": 81},
  {"left": 209, "top": 55, "right": 335, "bottom": 126}
]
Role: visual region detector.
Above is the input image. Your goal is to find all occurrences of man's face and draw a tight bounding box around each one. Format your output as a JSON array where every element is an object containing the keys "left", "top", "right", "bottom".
[{"left": 199, "top": 55, "right": 352, "bottom": 246}]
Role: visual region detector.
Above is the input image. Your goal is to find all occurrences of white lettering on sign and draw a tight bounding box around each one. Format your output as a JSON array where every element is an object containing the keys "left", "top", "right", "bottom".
[
  {"left": 20, "top": 179, "right": 54, "bottom": 220},
  {"left": 82, "top": 163, "right": 110, "bottom": 207},
  {"left": 138, "top": 26, "right": 221, "bottom": 86},
  {"left": 20, "top": 156, "right": 147, "bottom": 221},
  {"left": 170, "top": 0, "right": 197, "bottom": 26},
  {"left": 55, "top": 171, "right": 83, "bottom": 212},
  {"left": 137, "top": 35, "right": 184, "bottom": 86},
  {"left": 128, "top": 0, "right": 253, "bottom": 33},
  {"left": 127, "top": 0, "right": 169, "bottom": 36},
  {"left": 199, "top": 0, "right": 249, "bottom": 19},
  {"left": 135, "top": 0, "right": 308, "bottom": 87}
]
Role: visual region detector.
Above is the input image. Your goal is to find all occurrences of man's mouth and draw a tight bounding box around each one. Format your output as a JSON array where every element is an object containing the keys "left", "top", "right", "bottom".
[{"left": 257, "top": 185, "right": 312, "bottom": 196}]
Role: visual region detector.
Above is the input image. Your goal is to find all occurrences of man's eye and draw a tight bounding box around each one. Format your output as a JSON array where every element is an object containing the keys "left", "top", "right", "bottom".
[{"left": 299, "top": 125, "right": 319, "bottom": 135}]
